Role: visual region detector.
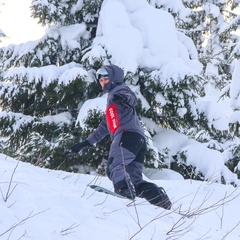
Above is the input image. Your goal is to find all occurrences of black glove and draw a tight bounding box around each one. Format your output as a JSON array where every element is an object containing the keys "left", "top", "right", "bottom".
[
  {"left": 71, "top": 140, "right": 91, "bottom": 153},
  {"left": 112, "top": 93, "right": 128, "bottom": 104}
]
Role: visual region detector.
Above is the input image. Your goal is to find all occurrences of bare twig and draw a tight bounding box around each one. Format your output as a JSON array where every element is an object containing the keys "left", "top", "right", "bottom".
[
  {"left": 176, "top": 186, "right": 240, "bottom": 219},
  {"left": 128, "top": 209, "right": 172, "bottom": 240},
  {"left": 129, "top": 185, "right": 240, "bottom": 240},
  {"left": 0, "top": 160, "right": 20, "bottom": 202},
  {"left": 83, "top": 174, "right": 102, "bottom": 198},
  {"left": 126, "top": 202, "right": 142, "bottom": 229},
  {"left": 221, "top": 220, "right": 240, "bottom": 240},
  {"left": 0, "top": 209, "right": 49, "bottom": 238},
  {"left": 61, "top": 223, "right": 80, "bottom": 236}
]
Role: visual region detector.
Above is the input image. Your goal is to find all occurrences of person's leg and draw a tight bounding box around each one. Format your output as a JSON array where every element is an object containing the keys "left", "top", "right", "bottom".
[
  {"left": 126, "top": 161, "right": 144, "bottom": 185},
  {"left": 126, "top": 151, "right": 172, "bottom": 209},
  {"left": 135, "top": 181, "right": 172, "bottom": 210},
  {"left": 107, "top": 133, "right": 135, "bottom": 184},
  {"left": 107, "top": 148, "right": 136, "bottom": 199},
  {"left": 125, "top": 135, "right": 146, "bottom": 185},
  {"left": 107, "top": 131, "right": 145, "bottom": 199}
]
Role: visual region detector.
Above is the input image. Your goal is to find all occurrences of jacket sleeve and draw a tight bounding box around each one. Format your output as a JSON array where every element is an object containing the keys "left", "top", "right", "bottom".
[
  {"left": 117, "top": 89, "right": 137, "bottom": 108},
  {"left": 86, "top": 115, "right": 109, "bottom": 145}
]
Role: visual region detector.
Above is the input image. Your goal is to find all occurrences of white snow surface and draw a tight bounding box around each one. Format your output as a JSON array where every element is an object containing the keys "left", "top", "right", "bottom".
[{"left": 1, "top": 155, "right": 240, "bottom": 240}]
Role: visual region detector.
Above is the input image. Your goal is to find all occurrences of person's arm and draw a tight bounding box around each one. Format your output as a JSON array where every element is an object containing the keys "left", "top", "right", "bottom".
[
  {"left": 112, "top": 89, "right": 137, "bottom": 108},
  {"left": 71, "top": 116, "right": 109, "bottom": 153},
  {"left": 86, "top": 116, "right": 109, "bottom": 145}
]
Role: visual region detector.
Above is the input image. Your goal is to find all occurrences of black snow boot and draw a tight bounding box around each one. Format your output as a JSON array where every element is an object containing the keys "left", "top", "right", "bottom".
[
  {"left": 135, "top": 181, "right": 172, "bottom": 210},
  {"left": 114, "top": 176, "right": 136, "bottom": 200}
]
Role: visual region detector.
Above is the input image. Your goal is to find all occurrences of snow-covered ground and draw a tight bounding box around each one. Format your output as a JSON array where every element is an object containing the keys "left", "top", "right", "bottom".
[{"left": 1, "top": 154, "right": 240, "bottom": 240}]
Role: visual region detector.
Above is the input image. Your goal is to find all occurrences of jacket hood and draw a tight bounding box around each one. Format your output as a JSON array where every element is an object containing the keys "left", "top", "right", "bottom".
[{"left": 102, "top": 65, "right": 124, "bottom": 92}]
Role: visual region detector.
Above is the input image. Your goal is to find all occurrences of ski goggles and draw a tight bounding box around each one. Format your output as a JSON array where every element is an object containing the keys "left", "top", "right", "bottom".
[{"left": 96, "top": 67, "right": 108, "bottom": 81}]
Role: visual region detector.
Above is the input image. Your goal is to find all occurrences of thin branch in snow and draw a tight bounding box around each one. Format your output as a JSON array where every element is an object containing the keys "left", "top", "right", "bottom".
[
  {"left": 0, "top": 159, "right": 19, "bottom": 202},
  {"left": 0, "top": 209, "right": 49, "bottom": 238},
  {"left": 60, "top": 223, "right": 80, "bottom": 236},
  {"left": 221, "top": 220, "right": 240, "bottom": 240},
  {"left": 83, "top": 174, "right": 101, "bottom": 198}
]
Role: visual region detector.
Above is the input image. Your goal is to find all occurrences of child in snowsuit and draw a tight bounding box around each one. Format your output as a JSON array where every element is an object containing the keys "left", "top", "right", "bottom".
[{"left": 71, "top": 64, "right": 172, "bottom": 210}]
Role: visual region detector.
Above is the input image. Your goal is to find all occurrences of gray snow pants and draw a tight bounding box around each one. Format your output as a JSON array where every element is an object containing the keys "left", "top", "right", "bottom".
[{"left": 107, "top": 131, "right": 146, "bottom": 189}]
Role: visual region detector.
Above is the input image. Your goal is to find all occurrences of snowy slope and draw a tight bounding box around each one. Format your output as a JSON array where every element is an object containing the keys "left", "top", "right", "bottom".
[{"left": 1, "top": 154, "right": 240, "bottom": 240}]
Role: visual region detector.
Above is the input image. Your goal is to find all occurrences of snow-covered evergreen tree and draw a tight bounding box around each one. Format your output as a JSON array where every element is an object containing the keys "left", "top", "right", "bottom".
[
  {"left": 0, "top": 0, "right": 104, "bottom": 170},
  {"left": 148, "top": 0, "right": 240, "bottom": 180},
  {"left": 0, "top": 0, "right": 239, "bottom": 183},
  {"left": 0, "top": 0, "right": 198, "bottom": 173},
  {"left": 181, "top": 0, "right": 240, "bottom": 178},
  {"left": 0, "top": 0, "right": 160, "bottom": 171},
  {"left": 184, "top": 0, "right": 240, "bottom": 179}
]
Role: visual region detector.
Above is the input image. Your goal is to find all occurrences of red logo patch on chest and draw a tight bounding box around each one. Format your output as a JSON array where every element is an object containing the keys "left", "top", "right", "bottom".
[{"left": 106, "top": 104, "right": 120, "bottom": 134}]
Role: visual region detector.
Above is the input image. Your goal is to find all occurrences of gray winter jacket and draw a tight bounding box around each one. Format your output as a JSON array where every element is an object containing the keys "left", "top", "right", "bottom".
[{"left": 86, "top": 65, "right": 144, "bottom": 145}]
